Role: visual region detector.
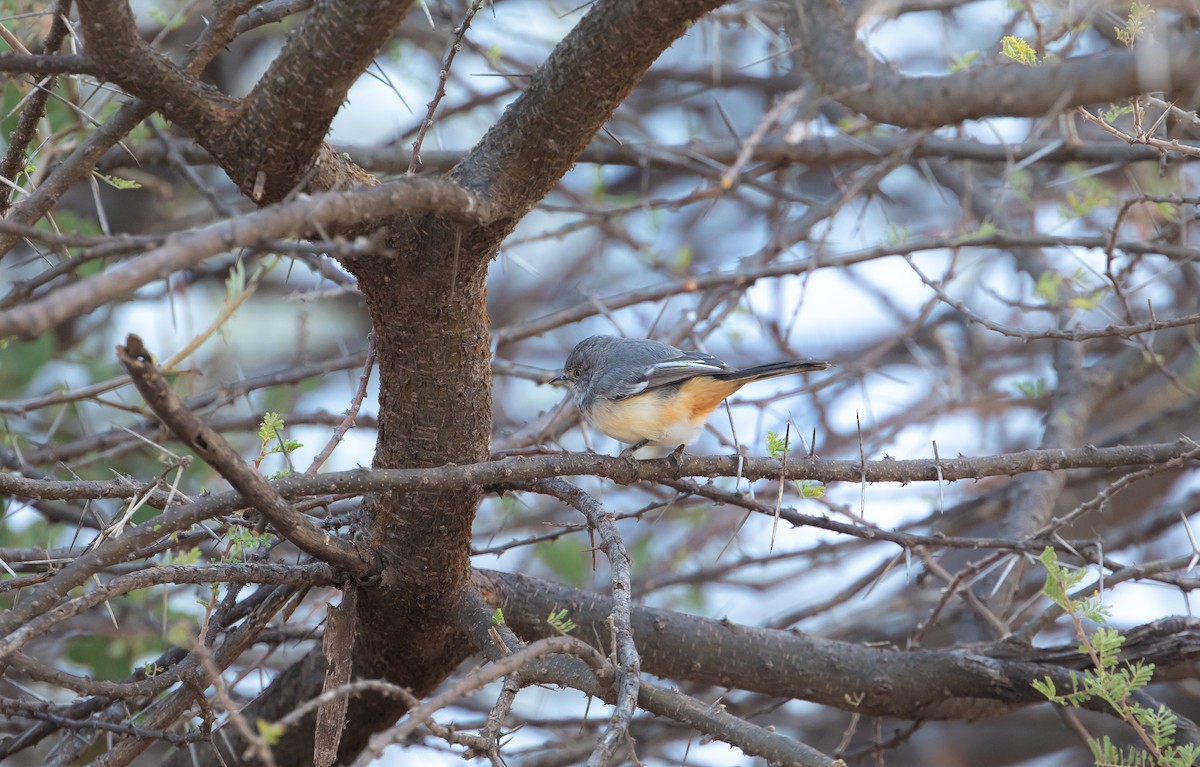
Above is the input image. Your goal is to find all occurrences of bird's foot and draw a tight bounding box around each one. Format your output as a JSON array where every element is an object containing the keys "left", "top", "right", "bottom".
[{"left": 619, "top": 439, "right": 649, "bottom": 470}]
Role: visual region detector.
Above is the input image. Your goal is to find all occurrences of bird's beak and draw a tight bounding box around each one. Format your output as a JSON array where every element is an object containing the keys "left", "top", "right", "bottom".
[{"left": 549, "top": 373, "right": 567, "bottom": 386}]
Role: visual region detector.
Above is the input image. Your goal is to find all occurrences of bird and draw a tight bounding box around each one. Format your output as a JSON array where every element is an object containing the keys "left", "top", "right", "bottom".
[{"left": 551, "top": 335, "right": 829, "bottom": 456}]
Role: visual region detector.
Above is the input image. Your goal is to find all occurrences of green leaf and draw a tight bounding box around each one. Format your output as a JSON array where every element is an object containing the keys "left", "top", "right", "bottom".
[
  {"left": 1000, "top": 36, "right": 1037, "bottom": 65},
  {"left": 148, "top": 6, "right": 188, "bottom": 30},
  {"left": 256, "top": 718, "right": 286, "bottom": 746},
  {"left": 1115, "top": 2, "right": 1153, "bottom": 48},
  {"left": 1067, "top": 288, "right": 1110, "bottom": 311},
  {"left": 799, "top": 480, "right": 825, "bottom": 498},
  {"left": 227, "top": 259, "right": 248, "bottom": 298},
  {"left": 1014, "top": 379, "right": 1048, "bottom": 399},
  {"left": 228, "top": 528, "right": 273, "bottom": 561},
  {"left": 93, "top": 172, "right": 143, "bottom": 190},
  {"left": 0, "top": 334, "right": 56, "bottom": 391},
  {"left": 1032, "top": 677, "right": 1058, "bottom": 701},
  {"left": 535, "top": 540, "right": 587, "bottom": 587},
  {"left": 952, "top": 218, "right": 997, "bottom": 245},
  {"left": 1057, "top": 177, "right": 1113, "bottom": 220},
  {"left": 948, "top": 50, "right": 980, "bottom": 72},
  {"left": 884, "top": 223, "right": 909, "bottom": 245},
  {"left": 164, "top": 547, "right": 202, "bottom": 566},
  {"left": 259, "top": 412, "right": 285, "bottom": 443},
  {"left": 673, "top": 244, "right": 694, "bottom": 272},
  {"left": 1032, "top": 547, "right": 1195, "bottom": 767},
  {"left": 1103, "top": 102, "right": 1135, "bottom": 123},
  {"left": 1034, "top": 271, "right": 1063, "bottom": 304},
  {"left": 766, "top": 430, "right": 788, "bottom": 458},
  {"left": 547, "top": 608, "right": 576, "bottom": 635}
]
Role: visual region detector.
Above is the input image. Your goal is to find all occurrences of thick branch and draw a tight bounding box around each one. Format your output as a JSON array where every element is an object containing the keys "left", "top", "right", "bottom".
[
  {"left": 453, "top": 586, "right": 834, "bottom": 766},
  {"left": 452, "top": 0, "right": 724, "bottom": 232},
  {"left": 479, "top": 570, "right": 1200, "bottom": 722},
  {"left": 222, "top": 0, "right": 415, "bottom": 200}
]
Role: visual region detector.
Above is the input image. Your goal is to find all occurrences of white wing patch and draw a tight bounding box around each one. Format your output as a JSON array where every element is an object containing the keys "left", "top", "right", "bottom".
[{"left": 648, "top": 359, "right": 726, "bottom": 375}]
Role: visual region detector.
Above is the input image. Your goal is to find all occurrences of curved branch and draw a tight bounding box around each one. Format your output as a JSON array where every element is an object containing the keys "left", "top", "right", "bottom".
[
  {"left": 71, "top": 0, "right": 400, "bottom": 203},
  {"left": 492, "top": 231, "right": 1200, "bottom": 345},
  {"left": 346, "top": 635, "right": 610, "bottom": 767},
  {"left": 479, "top": 569, "right": 1200, "bottom": 724},
  {"left": 791, "top": 0, "right": 1200, "bottom": 127},
  {"left": 106, "top": 134, "right": 1190, "bottom": 177},
  {"left": 0, "top": 0, "right": 72, "bottom": 214},
  {"left": 74, "top": 0, "right": 236, "bottom": 136},
  {"left": 0, "top": 178, "right": 492, "bottom": 340},
  {"left": 0, "top": 488, "right": 278, "bottom": 658}
]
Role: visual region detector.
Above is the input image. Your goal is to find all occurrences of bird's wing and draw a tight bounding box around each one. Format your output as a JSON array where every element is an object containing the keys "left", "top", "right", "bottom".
[{"left": 609, "top": 350, "right": 729, "bottom": 399}]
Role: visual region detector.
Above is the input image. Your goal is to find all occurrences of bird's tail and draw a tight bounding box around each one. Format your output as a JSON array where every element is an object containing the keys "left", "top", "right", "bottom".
[{"left": 714, "top": 359, "right": 831, "bottom": 382}]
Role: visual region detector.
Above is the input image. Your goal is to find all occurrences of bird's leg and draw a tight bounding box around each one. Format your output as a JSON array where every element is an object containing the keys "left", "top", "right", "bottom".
[{"left": 619, "top": 439, "right": 649, "bottom": 461}]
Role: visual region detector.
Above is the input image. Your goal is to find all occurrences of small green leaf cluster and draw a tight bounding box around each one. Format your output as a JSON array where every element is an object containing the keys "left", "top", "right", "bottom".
[
  {"left": 164, "top": 546, "right": 202, "bottom": 566},
  {"left": 948, "top": 50, "right": 981, "bottom": 73},
  {"left": 884, "top": 223, "right": 909, "bottom": 246},
  {"left": 1013, "top": 378, "right": 1049, "bottom": 400},
  {"left": 1115, "top": 2, "right": 1154, "bottom": 48},
  {"left": 1000, "top": 36, "right": 1038, "bottom": 66},
  {"left": 92, "top": 171, "right": 143, "bottom": 190},
  {"left": 799, "top": 480, "right": 825, "bottom": 499},
  {"left": 228, "top": 527, "right": 274, "bottom": 561},
  {"left": 254, "top": 412, "right": 303, "bottom": 474},
  {"left": 952, "top": 219, "right": 997, "bottom": 245},
  {"left": 1032, "top": 548, "right": 1199, "bottom": 767},
  {"left": 257, "top": 718, "right": 286, "bottom": 746},
  {"left": 1034, "top": 268, "right": 1110, "bottom": 310},
  {"left": 1104, "top": 103, "right": 1136, "bottom": 123},
  {"left": 1059, "top": 176, "right": 1114, "bottom": 221},
  {"left": 766, "top": 430, "right": 789, "bottom": 458},
  {"left": 765, "top": 431, "right": 826, "bottom": 499},
  {"left": 547, "top": 608, "right": 576, "bottom": 635}
]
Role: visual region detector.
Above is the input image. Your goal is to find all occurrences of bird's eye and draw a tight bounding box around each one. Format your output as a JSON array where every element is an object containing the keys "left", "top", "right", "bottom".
[{"left": 569, "top": 367, "right": 581, "bottom": 378}]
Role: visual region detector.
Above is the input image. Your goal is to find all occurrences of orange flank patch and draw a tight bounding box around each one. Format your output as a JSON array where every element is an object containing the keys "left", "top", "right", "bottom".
[{"left": 677, "top": 376, "right": 743, "bottom": 416}]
